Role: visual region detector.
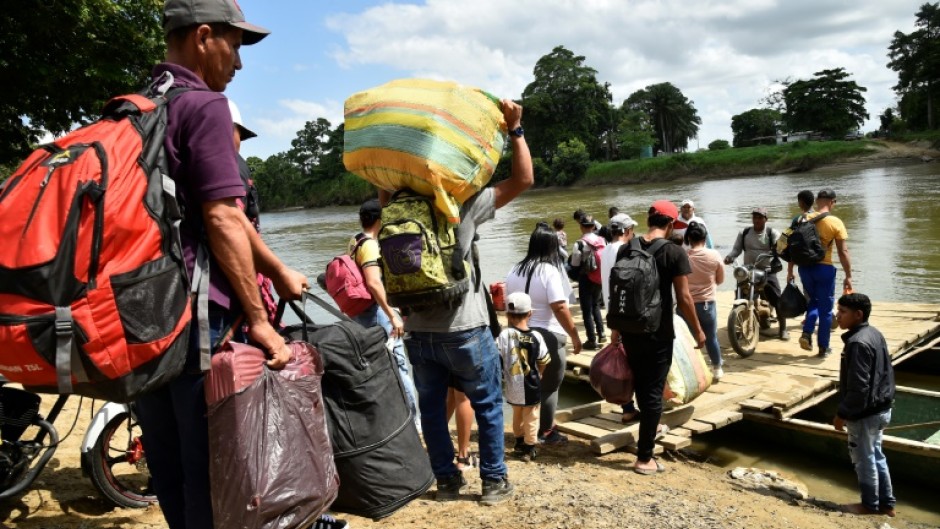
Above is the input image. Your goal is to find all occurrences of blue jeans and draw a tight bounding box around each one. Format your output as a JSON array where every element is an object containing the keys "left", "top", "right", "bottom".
[
  {"left": 799, "top": 263, "right": 836, "bottom": 349},
  {"left": 353, "top": 304, "right": 420, "bottom": 428},
  {"left": 136, "top": 307, "right": 242, "bottom": 529},
  {"left": 578, "top": 277, "right": 604, "bottom": 342},
  {"left": 405, "top": 326, "right": 507, "bottom": 481},
  {"left": 695, "top": 301, "right": 721, "bottom": 367},
  {"left": 846, "top": 409, "right": 895, "bottom": 511}
]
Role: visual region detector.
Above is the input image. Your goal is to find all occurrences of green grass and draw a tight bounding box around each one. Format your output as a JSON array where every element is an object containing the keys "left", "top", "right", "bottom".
[
  {"left": 890, "top": 130, "right": 940, "bottom": 145},
  {"left": 581, "top": 140, "right": 878, "bottom": 186}
]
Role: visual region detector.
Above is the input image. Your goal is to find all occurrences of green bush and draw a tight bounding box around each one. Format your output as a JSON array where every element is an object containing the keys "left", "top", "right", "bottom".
[
  {"left": 551, "top": 138, "right": 590, "bottom": 186},
  {"left": 708, "top": 139, "right": 731, "bottom": 150}
]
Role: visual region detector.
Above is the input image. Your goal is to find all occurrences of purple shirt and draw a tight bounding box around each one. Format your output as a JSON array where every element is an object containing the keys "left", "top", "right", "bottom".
[{"left": 154, "top": 63, "right": 245, "bottom": 310}]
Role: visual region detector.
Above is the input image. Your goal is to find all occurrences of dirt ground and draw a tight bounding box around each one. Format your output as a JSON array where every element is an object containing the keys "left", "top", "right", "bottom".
[
  {"left": 4, "top": 145, "right": 939, "bottom": 529},
  {"left": 2, "top": 395, "right": 936, "bottom": 529}
]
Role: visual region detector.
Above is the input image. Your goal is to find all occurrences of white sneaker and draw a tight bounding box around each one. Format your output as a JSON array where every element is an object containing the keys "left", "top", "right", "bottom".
[{"left": 713, "top": 366, "right": 724, "bottom": 381}]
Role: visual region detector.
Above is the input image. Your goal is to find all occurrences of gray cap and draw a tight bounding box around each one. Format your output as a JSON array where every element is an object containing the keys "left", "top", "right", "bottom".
[
  {"left": 164, "top": 0, "right": 271, "bottom": 45},
  {"left": 609, "top": 213, "right": 638, "bottom": 230}
]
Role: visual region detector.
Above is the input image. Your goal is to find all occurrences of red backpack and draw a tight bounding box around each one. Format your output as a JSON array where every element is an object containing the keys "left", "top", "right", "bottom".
[
  {"left": 325, "top": 237, "right": 374, "bottom": 317},
  {"left": 0, "top": 86, "right": 191, "bottom": 402}
]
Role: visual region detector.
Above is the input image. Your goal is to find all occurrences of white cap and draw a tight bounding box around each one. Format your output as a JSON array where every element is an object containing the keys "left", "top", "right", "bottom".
[
  {"left": 506, "top": 292, "right": 532, "bottom": 315},
  {"left": 681, "top": 199, "right": 694, "bottom": 208},
  {"left": 227, "top": 99, "right": 257, "bottom": 140}
]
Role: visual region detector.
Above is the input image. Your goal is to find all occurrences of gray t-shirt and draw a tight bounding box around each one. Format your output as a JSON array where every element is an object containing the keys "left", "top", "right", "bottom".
[
  {"left": 726, "top": 226, "right": 779, "bottom": 265},
  {"left": 404, "top": 188, "right": 496, "bottom": 333}
]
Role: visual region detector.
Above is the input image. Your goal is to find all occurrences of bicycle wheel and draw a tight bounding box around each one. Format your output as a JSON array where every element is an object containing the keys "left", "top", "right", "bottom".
[{"left": 85, "top": 409, "right": 157, "bottom": 508}]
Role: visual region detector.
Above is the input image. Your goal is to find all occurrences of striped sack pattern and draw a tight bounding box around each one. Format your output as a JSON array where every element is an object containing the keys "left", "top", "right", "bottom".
[
  {"left": 343, "top": 78, "right": 506, "bottom": 223},
  {"left": 664, "top": 314, "right": 714, "bottom": 406}
]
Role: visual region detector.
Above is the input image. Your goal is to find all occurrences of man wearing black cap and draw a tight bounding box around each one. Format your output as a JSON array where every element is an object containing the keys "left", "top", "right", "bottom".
[
  {"left": 724, "top": 207, "right": 788, "bottom": 340},
  {"left": 571, "top": 214, "right": 607, "bottom": 349},
  {"left": 798, "top": 189, "right": 852, "bottom": 357},
  {"left": 134, "top": 3, "right": 310, "bottom": 528}
]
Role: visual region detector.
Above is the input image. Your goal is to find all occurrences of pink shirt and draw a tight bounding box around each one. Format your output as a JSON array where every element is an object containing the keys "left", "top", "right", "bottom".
[{"left": 686, "top": 247, "right": 723, "bottom": 303}]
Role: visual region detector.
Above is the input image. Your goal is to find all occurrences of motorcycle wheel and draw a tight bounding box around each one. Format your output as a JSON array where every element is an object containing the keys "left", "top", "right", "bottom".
[
  {"left": 86, "top": 410, "right": 157, "bottom": 508},
  {"left": 728, "top": 304, "right": 759, "bottom": 358}
]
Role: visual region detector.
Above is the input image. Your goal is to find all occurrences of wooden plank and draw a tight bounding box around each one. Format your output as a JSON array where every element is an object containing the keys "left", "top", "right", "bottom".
[
  {"left": 739, "top": 399, "right": 774, "bottom": 411},
  {"left": 682, "top": 420, "right": 714, "bottom": 434},
  {"left": 776, "top": 388, "right": 838, "bottom": 418},
  {"left": 555, "top": 421, "right": 613, "bottom": 439},
  {"left": 657, "top": 434, "right": 691, "bottom": 451},
  {"left": 670, "top": 427, "right": 694, "bottom": 438},
  {"left": 554, "top": 401, "right": 612, "bottom": 423},
  {"left": 580, "top": 416, "right": 624, "bottom": 431},
  {"left": 697, "top": 410, "right": 743, "bottom": 428},
  {"left": 756, "top": 390, "right": 805, "bottom": 408},
  {"left": 593, "top": 385, "right": 758, "bottom": 455},
  {"left": 597, "top": 412, "right": 627, "bottom": 423}
]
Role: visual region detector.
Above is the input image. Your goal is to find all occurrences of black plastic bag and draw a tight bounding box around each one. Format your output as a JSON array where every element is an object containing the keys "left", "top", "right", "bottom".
[
  {"left": 207, "top": 342, "right": 339, "bottom": 529},
  {"left": 777, "top": 281, "right": 808, "bottom": 319}
]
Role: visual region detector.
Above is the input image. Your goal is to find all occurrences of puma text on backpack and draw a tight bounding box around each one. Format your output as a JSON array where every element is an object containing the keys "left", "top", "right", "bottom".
[
  {"left": 325, "top": 236, "right": 374, "bottom": 317},
  {"left": 0, "top": 83, "right": 191, "bottom": 402},
  {"left": 781, "top": 213, "right": 830, "bottom": 266},
  {"left": 578, "top": 239, "right": 604, "bottom": 285},
  {"left": 378, "top": 189, "right": 469, "bottom": 311},
  {"left": 606, "top": 238, "right": 669, "bottom": 334}
]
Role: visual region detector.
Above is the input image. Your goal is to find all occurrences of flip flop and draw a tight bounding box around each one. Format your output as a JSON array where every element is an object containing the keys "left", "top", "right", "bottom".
[
  {"left": 634, "top": 459, "right": 666, "bottom": 475},
  {"left": 654, "top": 425, "right": 670, "bottom": 441}
]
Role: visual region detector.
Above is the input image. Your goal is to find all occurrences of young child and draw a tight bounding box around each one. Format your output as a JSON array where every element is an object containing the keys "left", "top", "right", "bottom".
[{"left": 497, "top": 292, "right": 550, "bottom": 461}]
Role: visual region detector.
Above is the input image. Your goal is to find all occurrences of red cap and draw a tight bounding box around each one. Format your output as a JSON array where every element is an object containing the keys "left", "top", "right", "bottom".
[{"left": 649, "top": 200, "right": 678, "bottom": 221}]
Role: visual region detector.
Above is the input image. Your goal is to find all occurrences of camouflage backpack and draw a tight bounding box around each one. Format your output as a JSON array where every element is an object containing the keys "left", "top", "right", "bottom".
[{"left": 378, "top": 189, "right": 470, "bottom": 311}]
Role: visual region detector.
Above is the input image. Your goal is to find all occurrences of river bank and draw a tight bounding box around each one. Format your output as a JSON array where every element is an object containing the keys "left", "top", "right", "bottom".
[
  {"left": 580, "top": 139, "right": 940, "bottom": 187},
  {"left": 4, "top": 393, "right": 938, "bottom": 529}
]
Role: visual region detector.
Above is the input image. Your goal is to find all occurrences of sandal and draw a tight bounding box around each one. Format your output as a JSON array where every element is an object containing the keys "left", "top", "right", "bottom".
[
  {"left": 634, "top": 458, "right": 666, "bottom": 475},
  {"left": 456, "top": 453, "right": 478, "bottom": 472}
]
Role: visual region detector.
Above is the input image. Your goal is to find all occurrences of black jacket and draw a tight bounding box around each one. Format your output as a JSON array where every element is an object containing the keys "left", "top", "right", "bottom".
[{"left": 837, "top": 323, "right": 895, "bottom": 420}]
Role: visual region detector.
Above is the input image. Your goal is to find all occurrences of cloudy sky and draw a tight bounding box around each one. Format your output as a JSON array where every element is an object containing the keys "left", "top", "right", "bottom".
[{"left": 228, "top": 0, "right": 921, "bottom": 160}]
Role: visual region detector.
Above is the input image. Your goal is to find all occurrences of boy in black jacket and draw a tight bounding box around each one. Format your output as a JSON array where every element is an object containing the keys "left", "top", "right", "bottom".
[{"left": 833, "top": 293, "right": 896, "bottom": 517}]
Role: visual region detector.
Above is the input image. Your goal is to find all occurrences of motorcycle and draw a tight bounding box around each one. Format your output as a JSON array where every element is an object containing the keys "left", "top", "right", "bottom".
[
  {"left": 727, "top": 252, "right": 777, "bottom": 357},
  {"left": 0, "top": 376, "right": 156, "bottom": 508}
]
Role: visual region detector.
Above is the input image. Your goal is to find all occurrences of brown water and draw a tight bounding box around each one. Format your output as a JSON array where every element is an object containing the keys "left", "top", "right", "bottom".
[{"left": 261, "top": 160, "right": 940, "bottom": 524}]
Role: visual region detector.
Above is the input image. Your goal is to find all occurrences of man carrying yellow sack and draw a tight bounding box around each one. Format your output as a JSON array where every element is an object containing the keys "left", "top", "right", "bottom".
[{"left": 378, "top": 99, "right": 533, "bottom": 505}]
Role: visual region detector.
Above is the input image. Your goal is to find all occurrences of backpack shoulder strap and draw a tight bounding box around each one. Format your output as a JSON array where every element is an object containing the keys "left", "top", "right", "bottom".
[
  {"left": 809, "top": 212, "right": 829, "bottom": 224},
  {"left": 743, "top": 227, "right": 751, "bottom": 238},
  {"left": 524, "top": 265, "right": 536, "bottom": 294},
  {"left": 646, "top": 238, "right": 670, "bottom": 255}
]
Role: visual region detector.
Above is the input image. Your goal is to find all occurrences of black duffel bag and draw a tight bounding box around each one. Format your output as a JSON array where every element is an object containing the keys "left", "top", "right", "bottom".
[
  {"left": 278, "top": 292, "right": 433, "bottom": 520},
  {"left": 777, "top": 281, "right": 808, "bottom": 319}
]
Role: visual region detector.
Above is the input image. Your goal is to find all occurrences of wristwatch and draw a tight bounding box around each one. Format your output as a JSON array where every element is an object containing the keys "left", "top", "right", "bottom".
[{"left": 509, "top": 126, "right": 524, "bottom": 138}]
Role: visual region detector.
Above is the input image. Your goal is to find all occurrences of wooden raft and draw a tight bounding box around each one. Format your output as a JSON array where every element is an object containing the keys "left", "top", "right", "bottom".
[{"left": 551, "top": 290, "right": 940, "bottom": 454}]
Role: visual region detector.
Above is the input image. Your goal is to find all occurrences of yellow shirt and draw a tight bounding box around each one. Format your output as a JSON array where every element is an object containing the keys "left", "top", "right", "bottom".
[
  {"left": 348, "top": 236, "right": 381, "bottom": 268},
  {"left": 806, "top": 212, "right": 848, "bottom": 265}
]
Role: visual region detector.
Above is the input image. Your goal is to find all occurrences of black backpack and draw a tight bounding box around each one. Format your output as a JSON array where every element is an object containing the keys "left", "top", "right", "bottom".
[
  {"left": 606, "top": 238, "right": 670, "bottom": 334},
  {"left": 781, "top": 213, "right": 829, "bottom": 266}
]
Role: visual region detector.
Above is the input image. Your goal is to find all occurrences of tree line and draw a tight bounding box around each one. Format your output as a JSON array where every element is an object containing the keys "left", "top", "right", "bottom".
[{"left": 1, "top": 2, "right": 937, "bottom": 206}]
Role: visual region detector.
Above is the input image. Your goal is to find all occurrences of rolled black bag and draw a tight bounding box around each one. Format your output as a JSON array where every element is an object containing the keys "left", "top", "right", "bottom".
[
  {"left": 777, "top": 281, "right": 808, "bottom": 319},
  {"left": 278, "top": 293, "right": 433, "bottom": 520}
]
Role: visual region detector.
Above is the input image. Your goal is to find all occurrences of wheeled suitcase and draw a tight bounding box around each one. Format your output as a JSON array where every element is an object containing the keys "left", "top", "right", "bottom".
[{"left": 280, "top": 293, "right": 434, "bottom": 520}]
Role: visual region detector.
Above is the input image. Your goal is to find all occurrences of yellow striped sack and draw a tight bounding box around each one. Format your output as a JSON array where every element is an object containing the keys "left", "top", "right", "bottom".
[
  {"left": 343, "top": 79, "right": 506, "bottom": 223},
  {"left": 663, "top": 314, "right": 714, "bottom": 406}
]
